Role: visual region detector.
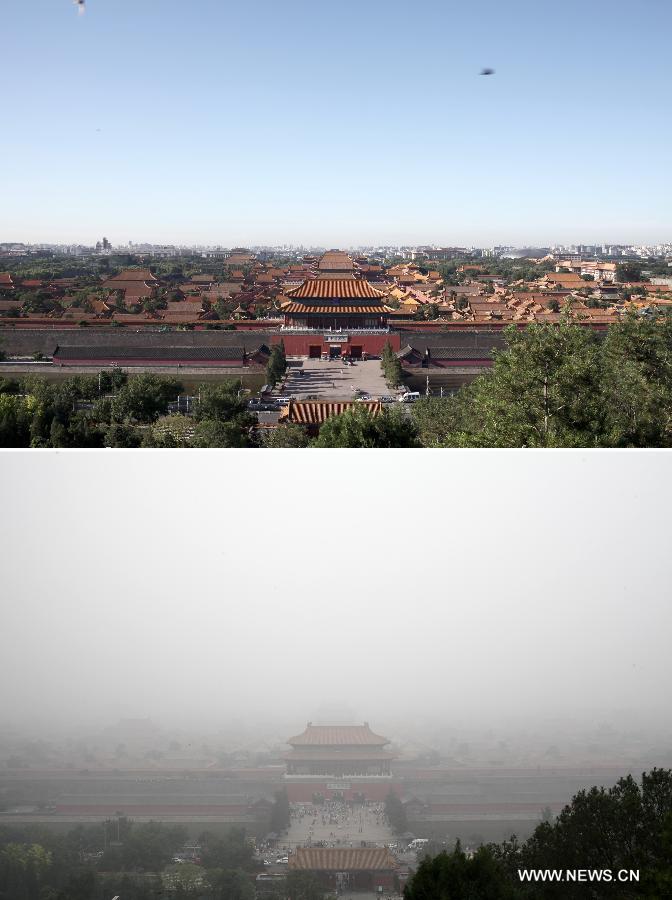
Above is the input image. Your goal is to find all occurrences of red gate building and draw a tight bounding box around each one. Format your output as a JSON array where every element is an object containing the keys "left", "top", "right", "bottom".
[{"left": 283, "top": 723, "right": 398, "bottom": 803}]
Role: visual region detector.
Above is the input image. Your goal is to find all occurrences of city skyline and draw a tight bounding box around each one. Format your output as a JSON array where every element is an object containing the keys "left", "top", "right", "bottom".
[
  {"left": 3, "top": 0, "right": 671, "bottom": 245},
  {"left": 2, "top": 238, "right": 671, "bottom": 254}
]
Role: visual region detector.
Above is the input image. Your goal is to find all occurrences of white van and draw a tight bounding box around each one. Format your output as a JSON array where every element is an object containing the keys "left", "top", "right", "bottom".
[
  {"left": 407, "top": 838, "right": 429, "bottom": 850},
  {"left": 399, "top": 392, "right": 420, "bottom": 403},
  {"left": 275, "top": 396, "right": 295, "bottom": 405}
]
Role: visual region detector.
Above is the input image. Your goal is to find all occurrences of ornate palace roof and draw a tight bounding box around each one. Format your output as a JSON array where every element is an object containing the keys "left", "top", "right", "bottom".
[
  {"left": 288, "top": 723, "right": 389, "bottom": 747},
  {"left": 282, "top": 303, "right": 386, "bottom": 314},
  {"left": 102, "top": 268, "right": 158, "bottom": 284},
  {"left": 285, "top": 279, "right": 385, "bottom": 300},
  {"left": 279, "top": 403, "right": 382, "bottom": 427},
  {"left": 289, "top": 848, "right": 398, "bottom": 871},
  {"left": 284, "top": 749, "right": 395, "bottom": 761}
]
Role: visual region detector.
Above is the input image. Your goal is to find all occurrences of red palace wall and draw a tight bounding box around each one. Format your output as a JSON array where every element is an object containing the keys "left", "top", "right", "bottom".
[
  {"left": 284, "top": 781, "right": 400, "bottom": 803},
  {"left": 272, "top": 333, "right": 400, "bottom": 357}
]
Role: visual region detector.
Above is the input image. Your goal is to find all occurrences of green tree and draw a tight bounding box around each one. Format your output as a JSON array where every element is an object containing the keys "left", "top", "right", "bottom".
[
  {"left": 440, "top": 321, "right": 604, "bottom": 447},
  {"left": 494, "top": 768, "right": 672, "bottom": 899},
  {"left": 109, "top": 375, "right": 183, "bottom": 424},
  {"left": 119, "top": 821, "right": 187, "bottom": 871},
  {"left": 0, "top": 394, "right": 34, "bottom": 447},
  {"left": 269, "top": 789, "right": 291, "bottom": 834},
  {"left": 285, "top": 869, "right": 326, "bottom": 900},
  {"left": 616, "top": 262, "right": 645, "bottom": 283},
  {"left": 99, "top": 368, "right": 128, "bottom": 392},
  {"left": 404, "top": 841, "right": 517, "bottom": 900},
  {"left": 209, "top": 867, "right": 255, "bottom": 900},
  {"left": 194, "top": 381, "right": 248, "bottom": 423},
  {"left": 384, "top": 790, "right": 408, "bottom": 834},
  {"left": 143, "top": 414, "right": 194, "bottom": 447},
  {"left": 192, "top": 418, "right": 253, "bottom": 447},
  {"left": 261, "top": 423, "right": 310, "bottom": 447},
  {"left": 313, "top": 405, "right": 419, "bottom": 448},
  {"left": 66, "top": 411, "right": 105, "bottom": 448},
  {"left": 266, "top": 343, "right": 287, "bottom": 387},
  {"left": 0, "top": 842, "right": 53, "bottom": 900},
  {"left": 381, "top": 341, "right": 404, "bottom": 387},
  {"left": 599, "top": 310, "right": 672, "bottom": 446},
  {"left": 199, "top": 828, "right": 255, "bottom": 871},
  {"left": 104, "top": 422, "right": 142, "bottom": 448},
  {"left": 410, "top": 394, "right": 472, "bottom": 447}
]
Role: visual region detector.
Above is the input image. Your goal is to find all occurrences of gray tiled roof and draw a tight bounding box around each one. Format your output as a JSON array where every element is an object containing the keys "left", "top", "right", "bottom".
[
  {"left": 428, "top": 346, "right": 497, "bottom": 360},
  {"left": 53, "top": 345, "right": 245, "bottom": 361}
]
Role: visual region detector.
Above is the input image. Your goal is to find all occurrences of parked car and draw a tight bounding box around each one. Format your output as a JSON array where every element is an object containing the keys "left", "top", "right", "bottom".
[
  {"left": 399, "top": 391, "right": 420, "bottom": 403},
  {"left": 247, "top": 399, "right": 278, "bottom": 412},
  {"left": 378, "top": 396, "right": 395, "bottom": 403}
]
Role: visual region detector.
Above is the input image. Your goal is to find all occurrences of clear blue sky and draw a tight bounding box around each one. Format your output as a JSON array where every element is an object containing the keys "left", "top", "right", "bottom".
[{"left": 3, "top": 0, "right": 671, "bottom": 247}]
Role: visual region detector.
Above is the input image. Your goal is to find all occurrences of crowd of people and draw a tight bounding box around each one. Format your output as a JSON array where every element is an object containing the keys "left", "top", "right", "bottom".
[{"left": 287, "top": 800, "right": 392, "bottom": 849}]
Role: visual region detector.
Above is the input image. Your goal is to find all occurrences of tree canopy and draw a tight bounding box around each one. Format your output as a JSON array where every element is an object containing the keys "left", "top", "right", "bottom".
[
  {"left": 404, "top": 768, "right": 672, "bottom": 899},
  {"left": 411, "top": 312, "right": 672, "bottom": 447},
  {"left": 313, "top": 404, "right": 420, "bottom": 448}
]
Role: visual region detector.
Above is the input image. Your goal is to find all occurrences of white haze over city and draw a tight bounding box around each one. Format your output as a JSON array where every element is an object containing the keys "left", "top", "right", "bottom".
[{"left": 1, "top": 451, "right": 670, "bottom": 748}]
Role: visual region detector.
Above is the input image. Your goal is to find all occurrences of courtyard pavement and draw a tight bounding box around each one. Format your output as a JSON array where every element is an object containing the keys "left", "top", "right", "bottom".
[
  {"left": 277, "top": 359, "right": 393, "bottom": 402},
  {"left": 284, "top": 802, "right": 396, "bottom": 848}
]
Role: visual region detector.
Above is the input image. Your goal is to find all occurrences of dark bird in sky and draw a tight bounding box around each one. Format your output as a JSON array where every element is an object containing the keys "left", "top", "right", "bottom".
[{"left": 480, "top": 68, "right": 495, "bottom": 76}]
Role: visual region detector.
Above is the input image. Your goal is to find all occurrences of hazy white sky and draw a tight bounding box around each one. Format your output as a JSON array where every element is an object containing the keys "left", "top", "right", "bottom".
[{"left": 2, "top": 450, "right": 670, "bottom": 737}]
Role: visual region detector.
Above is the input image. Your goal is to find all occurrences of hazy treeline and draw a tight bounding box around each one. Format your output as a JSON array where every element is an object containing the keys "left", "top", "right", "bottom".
[{"left": 406, "top": 768, "right": 672, "bottom": 899}]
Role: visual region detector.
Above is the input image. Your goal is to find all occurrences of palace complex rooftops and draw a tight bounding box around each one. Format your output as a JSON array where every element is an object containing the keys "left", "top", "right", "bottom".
[
  {"left": 101, "top": 269, "right": 159, "bottom": 301},
  {"left": 317, "top": 250, "right": 355, "bottom": 273},
  {"left": 102, "top": 268, "right": 158, "bottom": 283},
  {"left": 287, "top": 723, "right": 389, "bottom": 747}
]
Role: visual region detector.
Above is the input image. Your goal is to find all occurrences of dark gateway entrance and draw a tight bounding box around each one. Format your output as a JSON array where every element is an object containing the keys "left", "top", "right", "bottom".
[
  {"left": 309, "top": 345, "right": 322, "bottom": 358},
  {"left": 329, "top": 345, "right": 342, "bottom": 358}
]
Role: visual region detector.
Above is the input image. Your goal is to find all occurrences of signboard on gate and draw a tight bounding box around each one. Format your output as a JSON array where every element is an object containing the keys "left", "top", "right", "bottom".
[{"left": 324, "top": 335, "right": 348, "bottom": 342}]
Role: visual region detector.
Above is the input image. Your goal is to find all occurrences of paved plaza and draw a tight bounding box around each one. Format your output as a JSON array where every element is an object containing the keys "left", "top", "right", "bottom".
[
  {"left": 279, "top": 358, "right": 393, "bottom": 401},
  {"left": 283, "top": 801, "right": 396, "bottom": 849}
]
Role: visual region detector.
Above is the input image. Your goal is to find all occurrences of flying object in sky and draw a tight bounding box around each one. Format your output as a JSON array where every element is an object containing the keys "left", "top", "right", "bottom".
[
  {"left": 480, "top": 68, "right": 495, "bottom": 75},
  {"left": 73, "top": 0, "right": 85, "bottom": 14}
]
